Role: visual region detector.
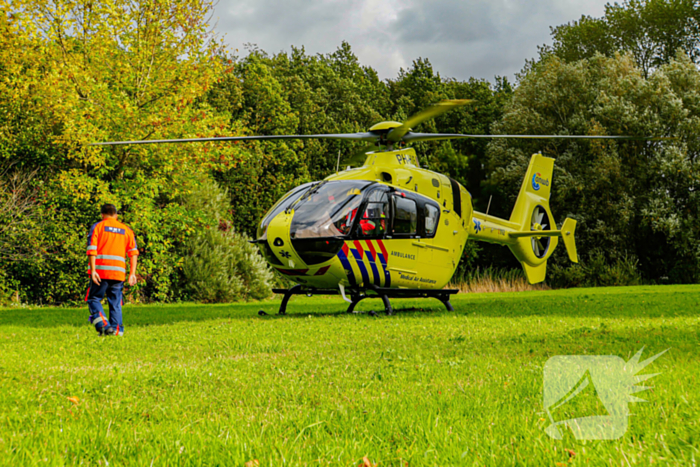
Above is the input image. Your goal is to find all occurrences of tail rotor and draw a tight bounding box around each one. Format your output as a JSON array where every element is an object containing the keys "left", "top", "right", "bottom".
[{"left": 531, "top": 205, "right": 551, "bottom": 259}]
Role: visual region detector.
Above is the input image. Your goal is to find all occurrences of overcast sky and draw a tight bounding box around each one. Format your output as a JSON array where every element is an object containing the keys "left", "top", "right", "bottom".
[{"left": 212, "top": 0, "right": 610, "bottom": 82}]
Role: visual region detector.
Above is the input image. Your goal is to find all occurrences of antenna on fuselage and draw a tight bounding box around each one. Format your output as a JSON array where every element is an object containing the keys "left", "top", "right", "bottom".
[{"left": 336, "top": 150, "right": 341, "bottom": 173}]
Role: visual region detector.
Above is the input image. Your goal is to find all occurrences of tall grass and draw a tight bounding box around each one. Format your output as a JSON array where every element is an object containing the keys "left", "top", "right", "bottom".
[{"left": 449, "top": 266, "right": 550, "bottom": 293}]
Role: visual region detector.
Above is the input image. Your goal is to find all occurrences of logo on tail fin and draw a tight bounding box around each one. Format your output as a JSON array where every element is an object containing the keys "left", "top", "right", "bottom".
[{"left": 532, "top": 173, "right": 550, "bottom": 191}]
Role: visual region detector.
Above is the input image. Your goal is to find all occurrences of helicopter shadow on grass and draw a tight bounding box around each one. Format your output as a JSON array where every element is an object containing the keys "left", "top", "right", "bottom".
[
  {"left": 0, "top": 298, "right": 452, "bottom": 329},
  {"left": 260, "top": 293, "right": 459, "bottom": 320},
  {"left": 267, "top": 287, "right": 700, "bottom": 320},
  {"left": 0, "top": 303, "right": 268, "bottom": 329},
  {"left": 1, "top": 286, "right": 698, "bottom": 328},
  {"left": 256, "top": 304, "right": 445, "bottom": 320}
]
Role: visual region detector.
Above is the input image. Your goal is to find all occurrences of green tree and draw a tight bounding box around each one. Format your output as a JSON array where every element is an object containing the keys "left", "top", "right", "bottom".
[
  {"left": 383, "top": 59, "right": 514, "bottom": 210},
  {"left": 542, "top": 0, "right": 700, "bottom": 77},
  {"left": 0, "top": 0, "right": 247, "bottom": 302}
]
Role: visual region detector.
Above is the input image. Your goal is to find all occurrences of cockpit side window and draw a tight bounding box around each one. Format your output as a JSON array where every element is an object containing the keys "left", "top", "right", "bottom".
[
  {"left": 357, "top": 191, "right": 389, "bottom": 238},
  {"left": 392, "top": 195, "right": 417, "bottom": 236},
  {"left": 424, "top": 203, "right": 440, "bottom": 238}
]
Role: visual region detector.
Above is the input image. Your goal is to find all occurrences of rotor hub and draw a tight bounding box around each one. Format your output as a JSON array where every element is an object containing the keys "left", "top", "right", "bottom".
[{"left": 368, "top": 121, "right": 403, "bottom": 132}]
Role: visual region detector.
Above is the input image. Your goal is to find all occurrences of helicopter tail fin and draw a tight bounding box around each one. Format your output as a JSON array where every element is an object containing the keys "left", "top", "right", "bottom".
[
  {"left": 506, "top": 153, "right": 578, "bottom": 284},
  {"left": 508, "top": 153, "right": 554, "bottom": 227}
]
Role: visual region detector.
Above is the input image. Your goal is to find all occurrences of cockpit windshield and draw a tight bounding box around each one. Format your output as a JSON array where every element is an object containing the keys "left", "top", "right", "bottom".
[
  {"left": 257, "top": 182, "right": 316, "bottom": 240},
  {"left": 290, "top": 180, "right": 373, "bottom": 239}
]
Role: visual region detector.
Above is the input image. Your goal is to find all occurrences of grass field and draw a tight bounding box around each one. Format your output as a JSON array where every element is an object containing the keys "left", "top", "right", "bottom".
[{"left": 0, "top": 285, "right": 698, "bottom": 466}]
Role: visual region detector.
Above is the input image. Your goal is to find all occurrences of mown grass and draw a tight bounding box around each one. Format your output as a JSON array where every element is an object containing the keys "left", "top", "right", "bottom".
[{"left": 0, "top": 285, "right": 698, "bottom": 466}]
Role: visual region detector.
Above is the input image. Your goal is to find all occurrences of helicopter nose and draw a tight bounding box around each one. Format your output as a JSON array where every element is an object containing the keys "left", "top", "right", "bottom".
[
  {"left": 262, "top": 209, "right": 346, "bottom": 269},
  {"left": 265, "top": 210, "right": 305, "bottom": 268}
]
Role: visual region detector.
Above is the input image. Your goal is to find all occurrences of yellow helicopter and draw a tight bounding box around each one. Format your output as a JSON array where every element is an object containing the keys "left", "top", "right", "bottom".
[{"left": 94, "top": 100, "right": 648, "bottom": 315}]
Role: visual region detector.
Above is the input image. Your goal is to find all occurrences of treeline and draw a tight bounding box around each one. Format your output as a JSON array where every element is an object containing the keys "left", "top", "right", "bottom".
[{"left": 0, "top": 0, "right": 698, "bottom": 305}]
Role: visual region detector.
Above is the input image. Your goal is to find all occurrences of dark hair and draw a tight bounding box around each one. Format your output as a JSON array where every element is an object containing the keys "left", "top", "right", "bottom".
[{"left": 101, "top": 204, "right": 118, "bottom": 216}]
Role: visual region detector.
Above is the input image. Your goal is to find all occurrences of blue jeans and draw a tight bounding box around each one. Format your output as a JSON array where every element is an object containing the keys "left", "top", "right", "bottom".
[{"left": 86, "top": 279, "right": 124, "bottom": 335}]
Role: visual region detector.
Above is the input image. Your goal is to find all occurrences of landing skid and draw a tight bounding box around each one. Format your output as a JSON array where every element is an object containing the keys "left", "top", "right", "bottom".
[{"left": 268, "top": 286, "right": 458, "bottom": 315}]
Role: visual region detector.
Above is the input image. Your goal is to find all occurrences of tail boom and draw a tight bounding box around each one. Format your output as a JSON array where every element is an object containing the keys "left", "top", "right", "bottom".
[{"left": 471, "top": 212, "right": 578, "bottom": 263}]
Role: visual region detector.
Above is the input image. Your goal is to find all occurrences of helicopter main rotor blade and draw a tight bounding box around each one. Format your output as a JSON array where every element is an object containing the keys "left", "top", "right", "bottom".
[
  {"left": 90, "top": 132, "right": 380, "bottom": 146},
  {"left": 402, "top": 133, "right": 673, "bottom": 143},
  {"left": 386, "top": 100, "right": 474, "bottom": 143}
]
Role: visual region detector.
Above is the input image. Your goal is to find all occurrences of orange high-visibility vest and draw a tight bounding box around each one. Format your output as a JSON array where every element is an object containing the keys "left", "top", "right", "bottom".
[{"left": 86, "top": 218, "right": 139, "bottom": 281}]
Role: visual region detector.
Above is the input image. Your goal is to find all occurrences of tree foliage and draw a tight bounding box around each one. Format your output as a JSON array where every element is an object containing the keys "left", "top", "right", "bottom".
[
  {"left": 541, "top": 0, "right": 700, "bottom": 76},
  {"left": 0, "top": 0, "right": 261, "bottom": 303},
  {"left": 2, "top": 0, "right": 699, "bottom": 304}
]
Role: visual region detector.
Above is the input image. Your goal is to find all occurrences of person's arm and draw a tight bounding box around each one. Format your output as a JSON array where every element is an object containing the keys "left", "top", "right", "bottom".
[
  {"left": 128, "top": 255, "right": 138, "bottom": 286},
  {"left": 126, "top": 229, "right": 139, "bottom": 286},
  {"left": 87, "top": 224, "right": 101, "bottom": 285},
  {"left": 89, "top": 255, "right": 101, "bottom": 285}
]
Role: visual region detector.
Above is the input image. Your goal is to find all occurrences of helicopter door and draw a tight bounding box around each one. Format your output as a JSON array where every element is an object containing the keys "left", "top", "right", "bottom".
[
  {"left": 415, "top": 201, "right": 450, "bottom": 285},
  {"left": 387, "top": 193, "right": 420, "bottom": 287},
  {"left": 351, "top": 190, "right": 392, "bottom": 287}
]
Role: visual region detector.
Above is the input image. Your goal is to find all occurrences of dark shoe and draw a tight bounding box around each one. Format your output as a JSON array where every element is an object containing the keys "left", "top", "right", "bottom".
[
  {"left": 103, "top": 325, "right": 124, "bottom": 337},
  {"left": 90, "top": 313, "right": 109, "bottom": 335}
]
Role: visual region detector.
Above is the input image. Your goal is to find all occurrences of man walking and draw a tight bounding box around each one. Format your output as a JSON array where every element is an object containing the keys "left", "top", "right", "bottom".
[{"left": 85, "top": 204, "right": 139, "bottom": 336}]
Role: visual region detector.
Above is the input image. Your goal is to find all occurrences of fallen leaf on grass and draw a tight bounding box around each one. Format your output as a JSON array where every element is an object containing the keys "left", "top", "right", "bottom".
[
  {"left": 245, "top": 460, "right": 259, "bottom": 467},
  {"left": 67, "top": 397, "right": 80, "bottom": 405},
  {"left": 566, "top": 448, "right": 576, "bottom": 458},
  {"left": 359, "top": 456, "right": 377, "bottom": 467}
]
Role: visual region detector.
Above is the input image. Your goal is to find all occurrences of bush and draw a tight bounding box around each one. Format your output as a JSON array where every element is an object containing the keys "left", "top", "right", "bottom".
[
  {"left": 593, "top": 254, "right": 642, "bottom": 287},
  {"left": 182, "top": 226, "right": 273, "bottom": 303},
  {"left": 0, "top": 266, "right": 19, "bottom": 305},
  {"left": 180, "top": 180, "right": 274, "bottom": 303},
  {"left": 547, "top": 263, "right": 587, "bottom": 289},
  {"left": 548, "top": 252, "right": 641, "bottom": 288},
  {"left": 451, "top": 240, "right": 482, "bottom": 281}
]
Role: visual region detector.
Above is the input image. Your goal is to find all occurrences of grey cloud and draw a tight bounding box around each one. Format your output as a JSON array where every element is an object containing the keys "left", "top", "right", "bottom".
[
  {"left": 220, "top": 0, "right": 352, "bottom": 37},
  {"left": 394, "top": 1, "right": 498, "bottom": 44},
  {"left": 213, "top": 0, "right": 610, "bottom": 81},
  {"left": 214, "top": 0, "right": 363, "bottom": 54}
]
